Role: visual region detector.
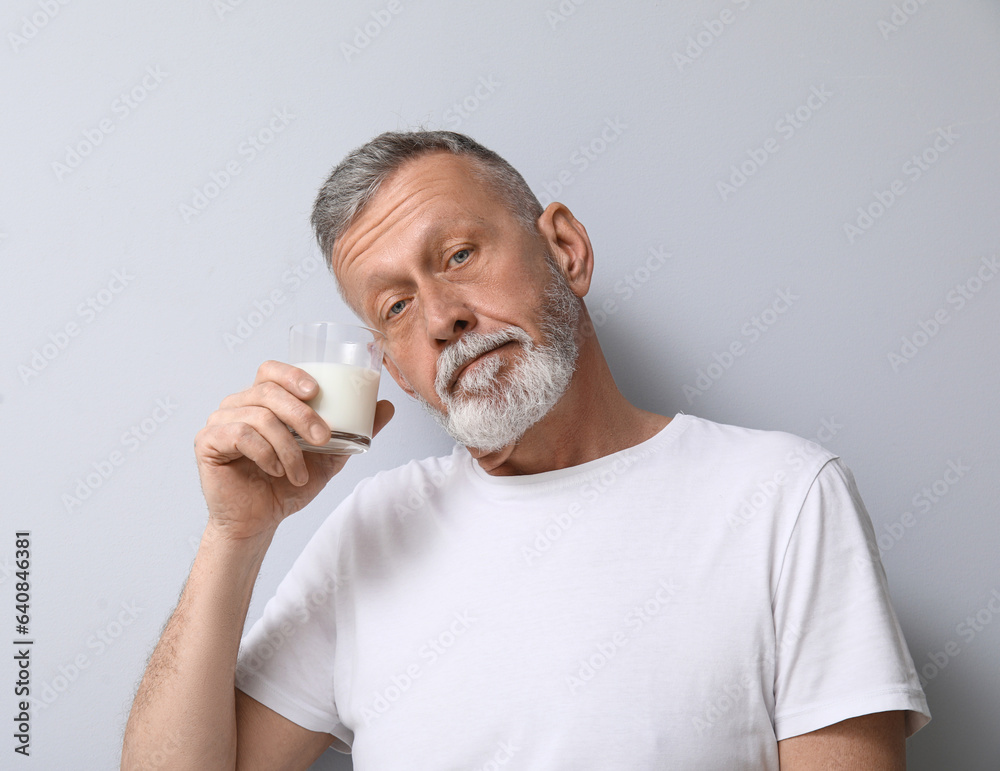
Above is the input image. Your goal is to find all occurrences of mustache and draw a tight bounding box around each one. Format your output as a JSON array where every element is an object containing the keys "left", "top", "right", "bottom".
[{"left": 435, "top": 327, "right": 533, "bottom": 396}]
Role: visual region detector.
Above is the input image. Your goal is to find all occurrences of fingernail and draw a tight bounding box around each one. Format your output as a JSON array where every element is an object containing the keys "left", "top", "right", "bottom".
[
  {"left": 299, "top": 379, "right": 315, "bottom": 393},
  {"left": 311, "top": 424, "right": 328, "bottom": 443}
]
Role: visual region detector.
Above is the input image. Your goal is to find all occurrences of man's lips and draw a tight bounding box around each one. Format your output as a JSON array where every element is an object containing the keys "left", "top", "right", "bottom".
[{"left": 448, "top": 340, "right": 516, "bottom": 391}]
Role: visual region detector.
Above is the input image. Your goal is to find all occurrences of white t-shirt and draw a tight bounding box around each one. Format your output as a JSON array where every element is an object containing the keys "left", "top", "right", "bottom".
[{"left": 235, "top": 413, "right": 930, "bottom": 769}]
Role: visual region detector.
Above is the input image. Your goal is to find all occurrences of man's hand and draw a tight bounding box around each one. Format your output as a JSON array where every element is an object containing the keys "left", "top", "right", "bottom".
[
  {"left": 195, "top": 359, "right": 394, "bottom": 541},
  {"left": 122, "top": 360, "right": 393, "bottom": 769}
]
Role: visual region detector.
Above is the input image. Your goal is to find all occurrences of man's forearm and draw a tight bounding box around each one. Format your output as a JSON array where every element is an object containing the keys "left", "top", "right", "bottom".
[{"left": 121, "top": 525, "right": 273, "bottom": 770}]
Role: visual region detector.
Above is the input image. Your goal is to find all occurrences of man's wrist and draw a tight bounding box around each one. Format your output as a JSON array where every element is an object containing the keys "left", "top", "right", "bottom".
[{"left": 200, "top": 519, "right": 276, "bottom": 564}]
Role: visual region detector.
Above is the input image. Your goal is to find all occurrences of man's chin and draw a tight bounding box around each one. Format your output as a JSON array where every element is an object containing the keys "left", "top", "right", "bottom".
[
  {"left": 420, "top": 395, "right": 527, "bottom": 453},
  {"left": 457, "top": 427, "right": 526, "bottom": 456}
]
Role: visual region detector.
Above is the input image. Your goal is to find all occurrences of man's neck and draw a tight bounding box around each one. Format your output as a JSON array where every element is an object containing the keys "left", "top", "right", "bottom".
[{"left": 466, "top": 338, "right": 670, "bottom": 476}]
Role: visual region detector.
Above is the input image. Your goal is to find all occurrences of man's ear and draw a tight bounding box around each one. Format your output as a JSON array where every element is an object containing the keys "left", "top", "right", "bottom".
[
  {"left": 383, "top": 353, "right": 417, "bottom": 399},
  {"left": 536, "top": 202, "right": 595, "bottom": 299}
]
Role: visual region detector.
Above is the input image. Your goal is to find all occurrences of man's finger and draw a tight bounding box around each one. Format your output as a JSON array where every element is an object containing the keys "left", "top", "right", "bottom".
[
  {"left": 372, "top": 399, "right": 395, "bottom": 437},
  {"left": 253, "top": 359, "right": 318, "bottom": 400}
]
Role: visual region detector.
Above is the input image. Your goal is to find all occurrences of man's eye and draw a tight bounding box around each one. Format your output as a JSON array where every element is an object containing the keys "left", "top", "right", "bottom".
[
  {"left": 449, "top": 248, "right": 471, "bottom": 266},
  {"left": 388, "top": 299, "right": 407, "bottom": 316}
]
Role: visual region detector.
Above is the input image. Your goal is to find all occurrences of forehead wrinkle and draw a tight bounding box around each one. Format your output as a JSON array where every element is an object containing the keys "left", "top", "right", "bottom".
[
  {"left": 338, "top": 188, "right": 424, "bottom": 268},
  {"left": 334, "top": 188, "right": 428, "bottom": 301},
  {"left": 333, "top": 155, "right": 504, "bottom": 315},
  {"left": 339, "top": 188, "right": 490, "bottom": 282}
]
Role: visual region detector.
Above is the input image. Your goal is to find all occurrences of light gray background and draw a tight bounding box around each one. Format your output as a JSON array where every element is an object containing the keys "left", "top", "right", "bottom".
[{"left": 2, "top": 1, "right": 998, "bottom": 768}]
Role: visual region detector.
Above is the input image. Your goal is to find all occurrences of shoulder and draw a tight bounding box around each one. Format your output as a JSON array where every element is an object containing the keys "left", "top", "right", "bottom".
[{"left": 676, "top": 413, "right": 838, "bottom": 478}]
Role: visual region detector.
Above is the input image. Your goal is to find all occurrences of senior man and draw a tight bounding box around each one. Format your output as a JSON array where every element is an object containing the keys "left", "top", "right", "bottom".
[{"left": 122, "top": 131, "right": 930, "bottom": 770}]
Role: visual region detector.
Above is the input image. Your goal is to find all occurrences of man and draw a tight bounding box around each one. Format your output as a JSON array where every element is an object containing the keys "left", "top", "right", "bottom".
[{"left": 122, "top": 131, "right": 930, "bottom": 769}]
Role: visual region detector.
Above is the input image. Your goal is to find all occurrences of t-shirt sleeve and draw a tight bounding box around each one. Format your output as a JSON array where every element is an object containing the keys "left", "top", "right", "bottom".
[
  {"left": 234, "top": 508, "right": 354, "bottom": 753},
  {"left": 771, "top": 456, "right": 931, "bottom": 741}
]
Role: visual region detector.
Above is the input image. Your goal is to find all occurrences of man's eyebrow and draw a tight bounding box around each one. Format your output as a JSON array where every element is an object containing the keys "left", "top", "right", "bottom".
[
  {"left": 422, "top": 213, "right": 491, "bottom": 241},
  {"left": 384, "top": 213, "right": 491, "bottom": 272}
]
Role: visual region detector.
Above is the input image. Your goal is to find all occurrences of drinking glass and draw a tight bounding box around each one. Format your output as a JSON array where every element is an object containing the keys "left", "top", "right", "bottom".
[{"left": 287, "top": 322, "right": 384, "bottom": 455}]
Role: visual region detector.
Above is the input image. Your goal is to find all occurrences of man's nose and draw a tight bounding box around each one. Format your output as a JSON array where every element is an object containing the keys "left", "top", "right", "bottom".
[{"left": 422, "top": 282, "right": 476, "bottom": 345}]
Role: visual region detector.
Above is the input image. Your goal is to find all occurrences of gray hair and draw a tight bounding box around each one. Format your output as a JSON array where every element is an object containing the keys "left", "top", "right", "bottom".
[{"left": 311, "top": 130, "right": 544, "bottom": 277}]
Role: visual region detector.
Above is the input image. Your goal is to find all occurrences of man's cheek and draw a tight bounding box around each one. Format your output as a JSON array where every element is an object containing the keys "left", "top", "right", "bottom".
[{"left": 384, "top": 350, "right": 418, "bottom": 395}]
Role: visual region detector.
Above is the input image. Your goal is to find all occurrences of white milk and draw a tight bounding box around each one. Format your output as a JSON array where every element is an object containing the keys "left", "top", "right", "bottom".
[{"left": 295, "top": 361, "right": 380, "bottom": 438}]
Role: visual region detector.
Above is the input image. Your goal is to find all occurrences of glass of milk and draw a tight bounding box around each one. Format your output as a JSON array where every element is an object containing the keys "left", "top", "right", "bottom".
[{"left": 288, "top": 322, "right": 384, "bottom": 455}]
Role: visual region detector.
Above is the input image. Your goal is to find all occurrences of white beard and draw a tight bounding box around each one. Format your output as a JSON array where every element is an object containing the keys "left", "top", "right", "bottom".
[{"left": 414, "top": 262, "right": 580, "bottom": 452}]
